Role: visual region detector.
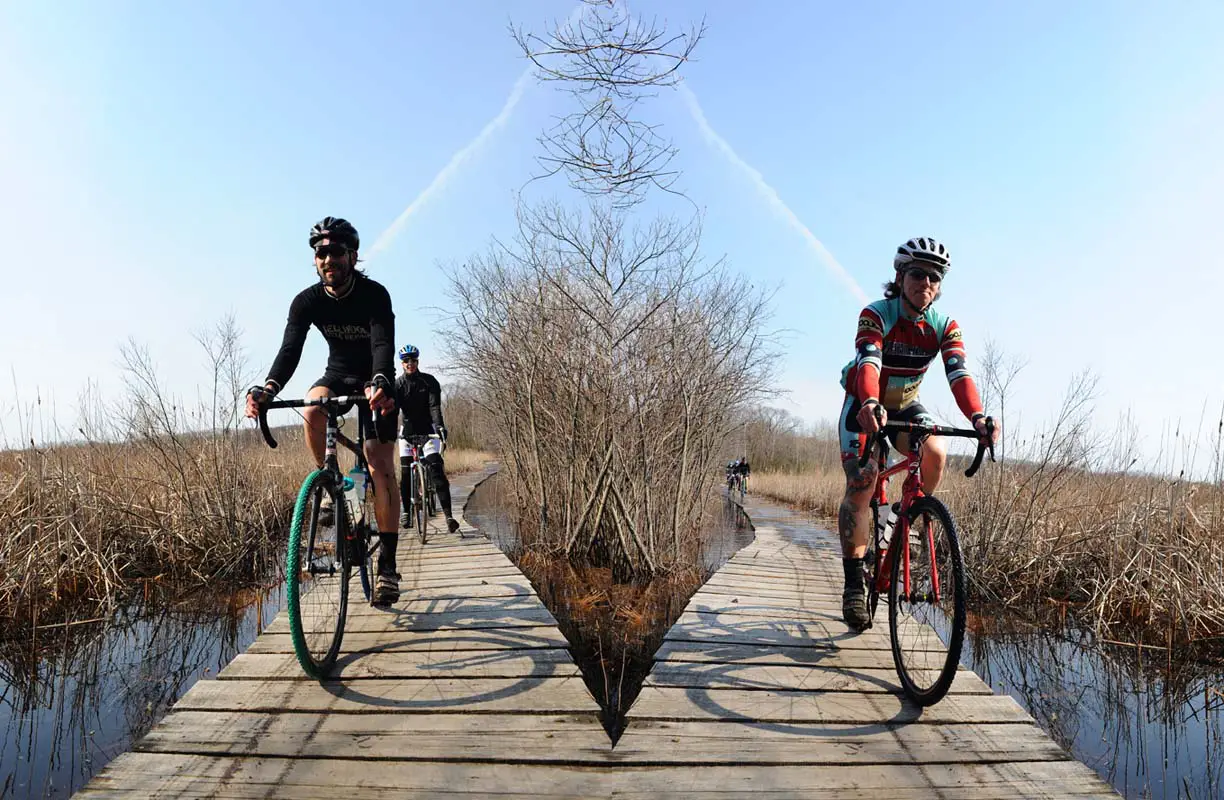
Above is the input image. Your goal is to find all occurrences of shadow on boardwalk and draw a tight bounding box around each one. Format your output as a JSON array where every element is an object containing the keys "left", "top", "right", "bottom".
[{"left": 77, "top": 478, "right": 1120, "bottom": 798}]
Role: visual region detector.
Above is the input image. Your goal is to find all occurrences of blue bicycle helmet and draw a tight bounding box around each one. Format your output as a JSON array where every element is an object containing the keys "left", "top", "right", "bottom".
[{"left": 398, "top": 344, "right": 420, "bottom": 361}]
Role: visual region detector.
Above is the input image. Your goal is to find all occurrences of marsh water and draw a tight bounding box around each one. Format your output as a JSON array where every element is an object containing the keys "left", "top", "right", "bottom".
[
  {"left": 0, "top": 586, "right": 286, "bottom": 798},
  {"left": 2, "top": 480, "right": 1221, "bottom": 797}
]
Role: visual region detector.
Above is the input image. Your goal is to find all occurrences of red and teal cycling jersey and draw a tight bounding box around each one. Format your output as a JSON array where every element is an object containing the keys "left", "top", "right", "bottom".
[{"left": 839, "top": 296, "right": 984, "bottom": 419}]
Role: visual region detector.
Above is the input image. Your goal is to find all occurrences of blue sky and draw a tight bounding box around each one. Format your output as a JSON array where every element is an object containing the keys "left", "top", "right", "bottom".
[{"left": 3, "top": 1, "right": 1221, "bottom": 472}]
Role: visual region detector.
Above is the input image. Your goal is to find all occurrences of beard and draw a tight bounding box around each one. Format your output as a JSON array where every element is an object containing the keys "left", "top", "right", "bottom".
[{"left": 319, "top": 263, "right": 353, "bottom": 288}]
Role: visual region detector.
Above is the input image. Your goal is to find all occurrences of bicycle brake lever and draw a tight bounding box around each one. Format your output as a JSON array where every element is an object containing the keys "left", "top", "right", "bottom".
[
  {"left": 856, "top": 404, "right": 885, "bottom": 470},
  {"left": 258, "top": 405, "right": 278, "bottom": 449}
]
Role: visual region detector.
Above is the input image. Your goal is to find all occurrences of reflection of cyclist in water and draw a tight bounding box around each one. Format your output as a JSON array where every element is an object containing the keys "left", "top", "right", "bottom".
[{"left": 393, "top": 345, "right": 461, "bottom": 535}]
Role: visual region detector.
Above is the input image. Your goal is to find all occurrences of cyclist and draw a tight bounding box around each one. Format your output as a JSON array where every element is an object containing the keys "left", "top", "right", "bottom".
[
  {"left": 736, "top": 457, "right": 752, "bottom": 492},
  {"left": 394, "top": 344, "right": 461, "bottom": 535},
  {"left": 245, "top": 217, "right": 403, "bottom": 607},
  {"left": 836, "top": 237, "right": 999, "bottom": 631}
]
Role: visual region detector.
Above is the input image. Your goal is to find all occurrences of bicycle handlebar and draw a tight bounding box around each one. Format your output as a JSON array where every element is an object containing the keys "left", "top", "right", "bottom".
[
  {"left": 252, "top": 393, "right": 374, "bottom": 450},
  {"left": 856, "top": 408, "right": 996, "bottom": 478}
]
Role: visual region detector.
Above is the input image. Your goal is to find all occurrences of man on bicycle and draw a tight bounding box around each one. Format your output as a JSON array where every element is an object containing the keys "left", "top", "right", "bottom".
[
  {"left": 394, "top": 344, "right": 461, "bottom": 535},
  {"left": 836, "top": 237, "right": 999, "bottom": 631},
  {"left": 245, "top": 217, "right": 404, "bottom": 606}
]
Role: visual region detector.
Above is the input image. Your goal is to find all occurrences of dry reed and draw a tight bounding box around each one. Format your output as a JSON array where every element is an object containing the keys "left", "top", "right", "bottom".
[{"left": 1, "top": 318, "right": 494, "bottom": 639}]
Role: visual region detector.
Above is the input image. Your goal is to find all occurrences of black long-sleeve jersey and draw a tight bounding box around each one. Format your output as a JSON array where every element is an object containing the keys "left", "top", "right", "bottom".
[
  {"left": 395, "top": 371, "right": 445, "bottom": 438},
  {"left": 264, "top": 274, "right": 395, "bottom": 393}
]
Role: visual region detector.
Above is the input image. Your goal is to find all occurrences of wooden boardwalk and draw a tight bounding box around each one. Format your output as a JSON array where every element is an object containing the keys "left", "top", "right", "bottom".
[{"left": 78, "top": 475, "right": 1119, "bottom": 798}]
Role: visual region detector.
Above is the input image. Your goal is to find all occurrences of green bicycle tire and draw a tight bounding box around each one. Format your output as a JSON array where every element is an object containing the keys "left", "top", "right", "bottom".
[{"left": 287, "top": 468, "right": 349, "bottom": 679}]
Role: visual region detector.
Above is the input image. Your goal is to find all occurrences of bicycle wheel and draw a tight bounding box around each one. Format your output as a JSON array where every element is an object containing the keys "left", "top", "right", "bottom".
[
  {"left": 354, "top": 486, "right": 380, "bottom": 604},
  {"left": 888, "top": 495, "right": 966, "bottom": 706},
  {"left": 287, "top": 469, "right": 350, "bottom": 679},
  {"left": 423, "top": 464, "right": 437, "bottom": 517},
  {"left": 414, "top": 462, "right": 428, "bottom": 544}
]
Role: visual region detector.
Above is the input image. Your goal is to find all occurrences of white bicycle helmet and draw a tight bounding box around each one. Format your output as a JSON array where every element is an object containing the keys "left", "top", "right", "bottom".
[{"left": 893, "top": 237, "right": 951, "bottom": 273}]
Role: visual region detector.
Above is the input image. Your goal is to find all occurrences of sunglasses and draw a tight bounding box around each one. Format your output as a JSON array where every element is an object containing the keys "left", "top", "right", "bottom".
[
  {"left": 907, "top": 268, "right": 943, "bottom": 284},
  {"left": 314, "top": 244, "right": 351, "bottom": 260}
]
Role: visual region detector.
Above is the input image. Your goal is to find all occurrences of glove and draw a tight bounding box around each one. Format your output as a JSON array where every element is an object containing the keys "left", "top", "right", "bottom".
[{"left": 436, "top": 425, "right": 448, "bottom": 443}]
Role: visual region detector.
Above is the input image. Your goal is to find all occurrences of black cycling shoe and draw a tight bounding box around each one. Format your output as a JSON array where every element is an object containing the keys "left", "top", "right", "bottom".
[
  {"left": 841, "top": 557, "right": 871, "bottom": 631},
  {"left": 372, "top": 571, "right": 401, "bottom": 607},
  {"left": 399, "top": 511, "right": 411, "bottom": 529},
  {"left": 446, "top": 517, "right": 461, "bottom": 534}
]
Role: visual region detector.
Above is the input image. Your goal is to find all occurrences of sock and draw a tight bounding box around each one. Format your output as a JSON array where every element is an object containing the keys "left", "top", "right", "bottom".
[
  {"left": 378, "top": 532, "right": 399, "bottom": 573},
  {"left": 842, "top": 557, "right": 866, "bottom": 591},
  {"left": 436, "top": 484, "right": 454, "bottom": 518}
]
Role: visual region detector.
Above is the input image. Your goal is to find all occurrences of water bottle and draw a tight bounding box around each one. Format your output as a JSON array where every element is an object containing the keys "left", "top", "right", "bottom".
[
  {"left": 344, "top": 467, "right": 366, "bottom": 518},
  {"left": 877, "top": 502, "right": 897, "bottom": 547}
]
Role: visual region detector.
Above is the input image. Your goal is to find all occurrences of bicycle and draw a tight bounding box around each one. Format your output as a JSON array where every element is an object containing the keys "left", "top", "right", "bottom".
[
  {"left": 255, "top": 393, "right": 383, "bottom": 679},
  {"left": 726, "top": 471, "right": 743, "bottom": 500},
  {"left": 856, "top": 411, "right": 995, "bottom": 706},
  {"left": 401, "top": 433, "right": 442, "bottom": 545}
]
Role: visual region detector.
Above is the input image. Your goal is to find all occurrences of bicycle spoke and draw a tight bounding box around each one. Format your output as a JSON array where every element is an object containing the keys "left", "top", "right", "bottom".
[{"left": 889, "top": 496, "right": 965, "bottom": 705}]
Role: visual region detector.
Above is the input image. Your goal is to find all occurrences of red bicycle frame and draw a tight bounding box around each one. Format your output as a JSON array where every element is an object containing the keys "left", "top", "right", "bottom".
[
  {"left": 869, "top": 447, "right": 941, "bottom": 605},
  {"left": 864, "top": 417, "right": 994, "bottom": 604}
]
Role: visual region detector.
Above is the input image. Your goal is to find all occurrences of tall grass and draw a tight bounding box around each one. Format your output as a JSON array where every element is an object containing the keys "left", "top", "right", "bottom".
[{"left": 0, "top": 320, "right": 494, "bottom": 638}]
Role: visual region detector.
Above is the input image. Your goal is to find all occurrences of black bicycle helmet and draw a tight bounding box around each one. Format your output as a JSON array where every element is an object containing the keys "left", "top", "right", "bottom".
[{"left": 309, "top": 216, "right": 360, "bottom": 250}]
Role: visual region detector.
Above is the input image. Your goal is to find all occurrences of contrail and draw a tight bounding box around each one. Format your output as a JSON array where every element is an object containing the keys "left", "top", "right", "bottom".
[
  {"left": 679, "top": 83, "right": 868, "bottom": 304},
  {"left": 364, "top": 65, "right": 535, "bottom": 262}
]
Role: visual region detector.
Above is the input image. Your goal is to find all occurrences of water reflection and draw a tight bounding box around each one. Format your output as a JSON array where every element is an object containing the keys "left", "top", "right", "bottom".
[
  {"left": 465, "top": 474, "right": 755, "bottom": 739},
  {"left": 964, "top": 614, "right": 1224, "bottom": 800},
  {"left": 0, "top": 585, "right": 284, "bottom": 798}
]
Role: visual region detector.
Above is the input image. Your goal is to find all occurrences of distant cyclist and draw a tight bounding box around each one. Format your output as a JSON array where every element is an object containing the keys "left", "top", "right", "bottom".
[
  {"left": 735, "top": 457, "right": 752, "bottom": 492},
  {"left": 394, "top": 344, "right": 461, "bottom": 535},
  {"left": 836, "top": 237, "right": 999, "bottom": 631},
  {"left": 245, "top": 217, "right": 403, "bottom": 607}
]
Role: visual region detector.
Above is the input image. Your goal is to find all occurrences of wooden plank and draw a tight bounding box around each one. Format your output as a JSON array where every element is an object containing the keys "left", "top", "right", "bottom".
[
  {"left": 77, "top": 754, "right": 1117, "bottom": 798},
  {"left": 134, "top": 711, "right": 613, "bottom": 762},
  {"left": 682, "top": 599, "right": 845, "bottom": 619},
  {"left": 610, "top": 720, "right": 1070, "bottom": 765},
  {"left": 717, "top": 563, "right": 842, "bottom": 579},
  {"left": 397, "top": 556, "right": 517, "bottom": 572},
  {"left": 245, "top": 626, "right": 570, "bottom": 654},
  {"left": 339, "top": 596, "right": 549, "bottom": 618},
  {"left": 655, "top": 640, "right": 900, "bottom": 668},
  {"left": 645, "top": 663, "right": 992, "bottom": 695},
  {"left": 665, "top": 616, "right": 918, "bottom": 651},
  {"left": 680, "top": 599, "right": 845, "bottom": 620},
  {"left": 626, "top": 686, "right": 1034, "bottom": 725},
  {"left": 261, "top": 607, "right": 556, "bottom": 634},
  {"left": 399, "top": 573, "right": 530, "bottom": 590},
  {"left": 217, "top": 649, "right": 578, "bottom": 680},
  {"left": 700, "top": 580, "right": 845, "bottom": 602},
  {"left": 176, "top": 676, "right": 597, "bottom": 714}
]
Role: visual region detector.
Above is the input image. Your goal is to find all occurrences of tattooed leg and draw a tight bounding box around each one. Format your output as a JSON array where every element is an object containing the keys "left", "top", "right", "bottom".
[{"left": 839, "top": 459, "right": 877, "bottom": 559}]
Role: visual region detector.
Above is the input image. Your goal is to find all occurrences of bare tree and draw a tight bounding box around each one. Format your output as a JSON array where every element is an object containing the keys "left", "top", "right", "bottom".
[
  {"left": 444, "top": 2, "right": 774, "bottom": 578},
  {"left": 979, "top": 336, "right": 1027, "bottom": 464},
  {"left": 512, "top": 0, "right": 705, "bottom": 209}
]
